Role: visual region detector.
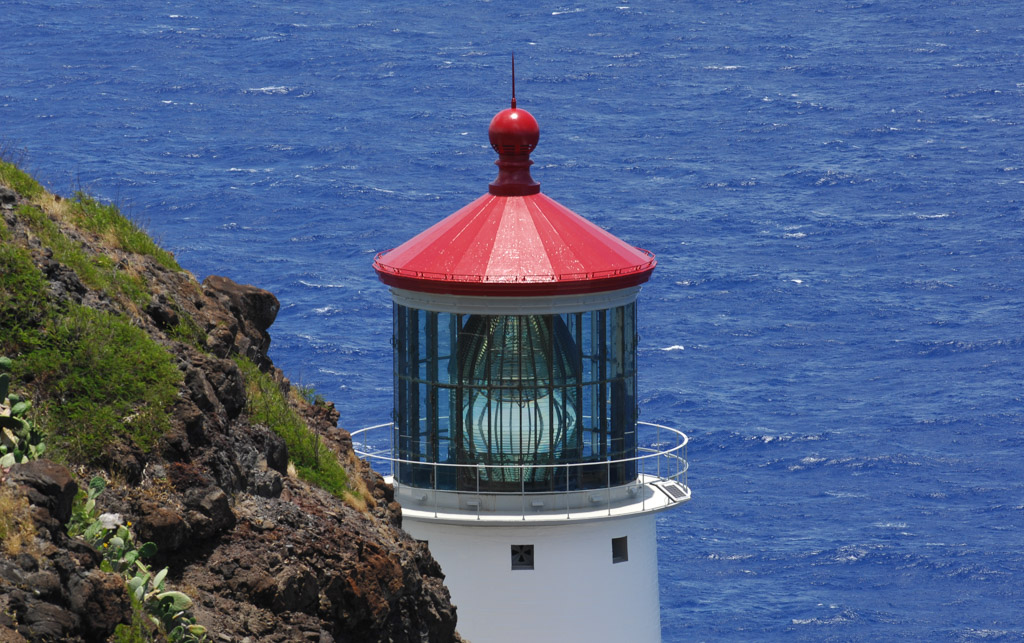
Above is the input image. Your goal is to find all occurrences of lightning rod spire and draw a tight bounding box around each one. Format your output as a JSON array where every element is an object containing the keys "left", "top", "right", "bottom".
[{"left": 511, "top": 52, "right": 517, "bottom": 109}]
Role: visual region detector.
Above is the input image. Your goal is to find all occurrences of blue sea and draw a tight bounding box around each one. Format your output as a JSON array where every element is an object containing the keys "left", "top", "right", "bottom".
[{"left": 3, "top": 1, "right": 1023, "bottom": 639}]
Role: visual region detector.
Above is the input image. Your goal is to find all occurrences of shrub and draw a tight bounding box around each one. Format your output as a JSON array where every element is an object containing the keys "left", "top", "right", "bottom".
[{"left": 18, "top": 305, "right": 182, "bottom": 463}]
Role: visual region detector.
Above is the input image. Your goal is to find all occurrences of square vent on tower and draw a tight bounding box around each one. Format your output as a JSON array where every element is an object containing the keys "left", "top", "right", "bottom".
[{"left": 511, "top": 544, "right": 534, "bottom": 570}]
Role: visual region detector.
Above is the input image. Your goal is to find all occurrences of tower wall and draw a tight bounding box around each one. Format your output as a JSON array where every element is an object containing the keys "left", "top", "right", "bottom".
[
  {"left": 369, "top": 99, "right": 687, "bottom": 642},
  {"left": 404, "top": 513, "right": 662, "bottom": 643}
]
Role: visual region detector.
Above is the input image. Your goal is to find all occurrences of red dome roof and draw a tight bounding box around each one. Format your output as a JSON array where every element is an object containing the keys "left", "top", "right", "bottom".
[{"left": 373, "top": 102, "right": 656, "bottom": 297}]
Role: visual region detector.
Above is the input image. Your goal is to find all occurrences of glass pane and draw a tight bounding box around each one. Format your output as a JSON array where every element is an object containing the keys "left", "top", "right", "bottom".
[
  {"left": 455, "top": 315, "right": 580, "bottom": 490},
  {"left": 392, "top": 303, "right": 640, "bottom": 491}
]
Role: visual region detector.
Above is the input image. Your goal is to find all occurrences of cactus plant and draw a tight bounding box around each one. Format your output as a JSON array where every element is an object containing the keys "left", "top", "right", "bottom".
[
  {"left": 0, "top": 357, "right": 45, "bottom": 468},
  {"left": 69, "top": 475, "right": 208, "bottom": 642}
]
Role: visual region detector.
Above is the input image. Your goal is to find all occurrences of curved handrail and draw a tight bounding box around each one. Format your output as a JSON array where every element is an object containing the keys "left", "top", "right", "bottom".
[{"left": 351, "top": 421, "right": 688, "bottom": 491}]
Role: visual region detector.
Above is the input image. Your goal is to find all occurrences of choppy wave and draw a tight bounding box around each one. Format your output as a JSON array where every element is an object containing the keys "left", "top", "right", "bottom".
[
  {"left": 7, "top": 0, "right": 1024, "bottom": 639},
  {"left": 244, "top": 86, "right": 294, "bottom": 95}
]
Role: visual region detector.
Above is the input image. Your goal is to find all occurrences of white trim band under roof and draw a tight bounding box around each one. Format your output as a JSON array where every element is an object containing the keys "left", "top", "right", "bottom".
[{"left": 389, "top": 286, "right": 642, "bottom": 314}]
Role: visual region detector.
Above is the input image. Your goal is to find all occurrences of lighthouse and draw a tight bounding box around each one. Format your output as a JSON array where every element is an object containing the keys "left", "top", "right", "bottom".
[{"left": 355, "top": 91, "right": 690, "bottom": 643}]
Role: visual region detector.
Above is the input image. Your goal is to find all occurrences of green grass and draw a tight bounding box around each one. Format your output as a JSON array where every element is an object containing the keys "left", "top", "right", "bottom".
[
  {"left": 235, "top": 356, "right": 354, "bottom": 499},
  {"left": 1, "top": 158, "right": 179, "bottom": 273},
  {"left": 0, "top": 242, "right": 52, "bottom": 354},
  {"left": 17, "top": 305, "right": 182, "bottom": 462},
  {"left": 0, "top": 162, "right": 187, "bottom": 465},
  {"left": 0, "top": 161, "right": 186, "bottom": 465},
  {"left": 2, "top": 229, "right": 182, "bottom": 463},
  {"left": 1, "top": 247, "right": 183, "bottom": 463},
  {"left": 68, "top": 192, "right": 181, "bottom": 272},
  {"left": 0, "top": 160, "right": 44, "bottom": 200},
  {"left": 112, "top": 613, "right": 149, "bottom": 643},
  {"left": 16, "top": 203, "right": 151, "bottom": 306},
  {"left": 166, "top": 308, "right": 209, "bottom": 350}
]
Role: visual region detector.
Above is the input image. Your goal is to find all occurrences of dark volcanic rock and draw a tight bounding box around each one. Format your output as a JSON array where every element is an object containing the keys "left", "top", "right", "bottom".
[
  {"left": 8, "top": 460, "right": 77, "bottom": 538},
  {"left": 249, "top": 468, "right": 283, "bottom": 498},
  {"left": 0, "top": 185, "right": 17, "bottom": 205},
  {"left": 40, "top": 257, "right": 87, "bottom": 303},
  {"left": 146, "top": 293, "right": 180, "bottom": 330},
  {"left": 104, "top": 440, "right": 147, "bottom": 484},
  {"left": 183, "top": 487, "right": 459, "bottom": 642},
  {"left": 206, "top": 356, "right": 246, "bottom": 419},
  {"left": 273, "top": 566, "right": 320, "bottom": 613},
  {"left": 67, "top": 569, "right": 130, "bottom": 637},
  {"left": 11, "top": 597, "right": 77, "bottom": 641},
  {"left": 264, "top": 431, "right": 289, "bottom": 475},
  {"left": 0, "top": 177, "right": 462, "bottom": 642},
  {"left": 136, "top": 502, "right": 189, "bottom": 553},
  {"left": 186, "top": 365, "right": 222, "bottom": 415},
  {"left": 202, "top": 275, "right": 280, "bottom": 369},
  {"left": 184, "top": 485, "right": 236, "bottom": 540},
  {"left": 1, "top": 461, "right": 131, "bottom": 643},
  {"left": 172, "top": 395, "right": 208, "bottom": 452}
]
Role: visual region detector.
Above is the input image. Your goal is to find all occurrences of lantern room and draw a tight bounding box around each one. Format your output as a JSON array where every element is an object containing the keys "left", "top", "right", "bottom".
[{"left": 373, "top": 98, "right": 658, "bottom": 495}]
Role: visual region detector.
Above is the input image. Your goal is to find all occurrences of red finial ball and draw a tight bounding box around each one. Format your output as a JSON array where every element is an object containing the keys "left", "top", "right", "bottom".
[{"left": 488, "top": 107, "right": 539, "bottom": 156}]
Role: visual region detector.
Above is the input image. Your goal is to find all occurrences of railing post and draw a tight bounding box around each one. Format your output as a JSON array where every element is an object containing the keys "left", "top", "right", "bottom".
[
  {"left": 607, "top": 459, "right": 612, "bottom": 516},
  {"left": 657, "top": 423, "right": 662, "bottom": 480},
  {"left": 521, "top": 467, "right": 526, "bottom": 520},
  {"left": 566, "top": 464, "right": 570, "bottom": 519}
]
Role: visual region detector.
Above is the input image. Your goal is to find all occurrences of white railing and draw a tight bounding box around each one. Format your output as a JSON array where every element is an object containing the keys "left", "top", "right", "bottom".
[{"left": 351, "top": 421, "right": 689, "bottom": 520}]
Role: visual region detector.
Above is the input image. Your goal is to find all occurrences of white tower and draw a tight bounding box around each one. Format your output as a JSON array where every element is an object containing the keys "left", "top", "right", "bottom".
[{"left": 356, "top": 95, "right": 690, "bottom": 643}]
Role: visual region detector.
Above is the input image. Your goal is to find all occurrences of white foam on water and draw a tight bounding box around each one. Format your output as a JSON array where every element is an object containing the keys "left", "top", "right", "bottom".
[
  {"left": 299, "top": 280, "right": 347, "bottom": 289},
  {"left": 246, "top": 86, "right": 292, "bottom": 95}
]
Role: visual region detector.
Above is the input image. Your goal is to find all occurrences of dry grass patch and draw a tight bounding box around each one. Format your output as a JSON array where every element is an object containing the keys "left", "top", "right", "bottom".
[{"left": 0, "top": 484, "right": 39, "bottom": 558}]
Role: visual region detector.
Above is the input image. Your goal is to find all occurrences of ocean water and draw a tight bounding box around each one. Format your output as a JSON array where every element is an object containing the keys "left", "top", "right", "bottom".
[{"left": 3, "top": 1, "right": 1023, "bottom": 640}]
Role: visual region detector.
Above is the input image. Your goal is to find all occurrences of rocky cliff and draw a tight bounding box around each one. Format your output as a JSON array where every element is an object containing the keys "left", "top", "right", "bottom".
[{"left": 0, "top": 166, "right": 461, "bottom": 642}]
